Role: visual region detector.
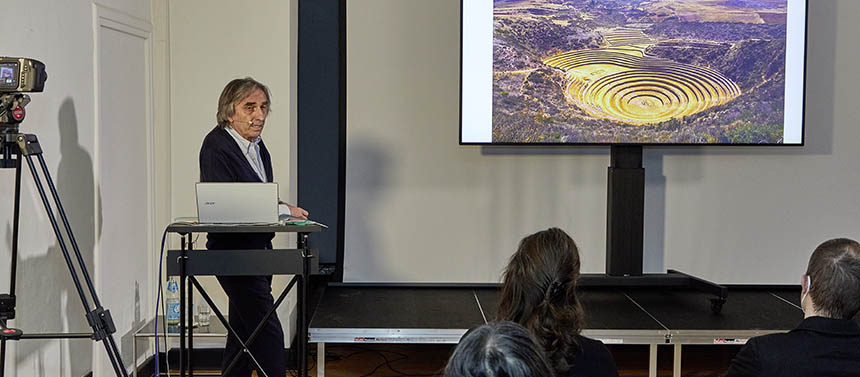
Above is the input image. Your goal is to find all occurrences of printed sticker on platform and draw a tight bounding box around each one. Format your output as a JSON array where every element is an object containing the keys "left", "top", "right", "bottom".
[{"left": 713, "top": 338, "right": 747, "bottom": 344}]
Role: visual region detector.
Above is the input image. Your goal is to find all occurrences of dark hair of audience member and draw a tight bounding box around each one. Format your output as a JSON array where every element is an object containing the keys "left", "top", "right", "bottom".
[
  {"left": 806, "top": 238, "right": 860, "bottom": 319},
  {"left": 444, "top": 321, "right": 555, "bottom": 377},
  {"left": 496, "top": 227, "right": 585, "bottom": 373}
]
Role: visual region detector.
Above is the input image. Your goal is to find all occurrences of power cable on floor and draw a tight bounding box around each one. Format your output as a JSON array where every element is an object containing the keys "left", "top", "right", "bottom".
[
  {"left": 359, "top": 349, "right": 408, "bottom": 377},
  {"left": 317, "top": 344, "right": 447, "bottom": 377}
]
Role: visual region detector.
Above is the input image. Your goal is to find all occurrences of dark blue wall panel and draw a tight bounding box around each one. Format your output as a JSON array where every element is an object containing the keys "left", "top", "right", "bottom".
[{"left": 298, "top": 0, "right": 344, "bottom": 278}]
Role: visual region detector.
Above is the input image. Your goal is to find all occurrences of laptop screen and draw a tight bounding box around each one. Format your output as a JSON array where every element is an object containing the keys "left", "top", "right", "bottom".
[{"left": 196, "top": 182, "right": 279, "bottom": 224}]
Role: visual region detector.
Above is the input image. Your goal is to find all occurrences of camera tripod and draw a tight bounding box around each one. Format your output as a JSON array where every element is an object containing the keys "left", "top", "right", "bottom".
[{"left": 0, "top": 131, "right": 128, "bottom": 377}]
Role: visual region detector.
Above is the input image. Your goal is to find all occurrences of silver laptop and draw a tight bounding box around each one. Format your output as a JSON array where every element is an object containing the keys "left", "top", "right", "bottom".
[{"left": 196, "top": 182, "right": 279, "bottom": 224}]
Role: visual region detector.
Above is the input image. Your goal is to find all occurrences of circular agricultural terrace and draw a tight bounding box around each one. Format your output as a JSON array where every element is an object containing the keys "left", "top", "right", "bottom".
[{"left": 544, "top": 49, "right": 741, "bottom": 125}]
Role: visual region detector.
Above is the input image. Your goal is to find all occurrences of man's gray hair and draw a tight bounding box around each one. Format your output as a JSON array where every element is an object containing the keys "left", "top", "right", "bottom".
[{"left": 216, "top": 77, "right": 272, "bottom": 128}]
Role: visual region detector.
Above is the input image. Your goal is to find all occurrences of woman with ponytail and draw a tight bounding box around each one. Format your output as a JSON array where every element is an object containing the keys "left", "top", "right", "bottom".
[{"left": 497, "top": 228, "right": 619, "bottom": 377}]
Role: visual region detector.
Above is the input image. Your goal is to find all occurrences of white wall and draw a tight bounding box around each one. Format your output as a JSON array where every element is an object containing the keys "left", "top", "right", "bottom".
[
  {"left": 166, "top": 0, "right": 299, "bottom": 346},
  {"left": 0, "top": 1, "right": 156, "bottom": 376},
  {"left": 344, "top": 0, "right": 860, "bottom": 284},
  {"left": 2, "top": 0, "right": 301, "bottom": 374}
]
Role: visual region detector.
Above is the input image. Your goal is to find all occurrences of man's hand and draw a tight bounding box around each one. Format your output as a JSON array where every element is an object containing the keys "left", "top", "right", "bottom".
[
  {"left": 288, "top": 205, "right": 309, "bottom": 220},
  {"left": 280, "top": 201, "right": 309, "bottom": 219}
]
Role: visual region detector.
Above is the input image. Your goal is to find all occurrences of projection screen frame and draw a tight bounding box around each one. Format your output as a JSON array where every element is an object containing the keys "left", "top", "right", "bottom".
[{"left": 459, "top": 0, "right": 809, "bottom": 147}]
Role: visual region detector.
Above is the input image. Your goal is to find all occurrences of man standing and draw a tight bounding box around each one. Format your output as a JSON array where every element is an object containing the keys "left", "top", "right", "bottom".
[
  {"left": 199, "top": 77, "right": 307, "bottom": 376},
  {"left": 724, "top": 238, "right": 860, "bottom": 377}
]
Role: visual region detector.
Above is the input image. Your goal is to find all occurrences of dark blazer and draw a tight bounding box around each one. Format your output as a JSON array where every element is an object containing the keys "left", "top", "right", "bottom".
[
  {"left": 559, "top": 335, "right": 620, "bottom": 377},
  {"left": 199, "top": 125, "right": 275, "bottom": 250},
  {"left": 724, "top": 316, "right": 860, "bottom": 377}
]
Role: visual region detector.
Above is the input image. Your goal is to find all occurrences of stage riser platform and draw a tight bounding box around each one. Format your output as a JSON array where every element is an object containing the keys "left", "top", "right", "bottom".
[{"left": 309, "top": 285, "right": 803, "bottom": 377}]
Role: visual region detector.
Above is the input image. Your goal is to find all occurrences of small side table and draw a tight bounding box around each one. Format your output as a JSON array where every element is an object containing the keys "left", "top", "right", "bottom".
[{"left": 132, "top": 317, "right": 226, "bottom": 376}]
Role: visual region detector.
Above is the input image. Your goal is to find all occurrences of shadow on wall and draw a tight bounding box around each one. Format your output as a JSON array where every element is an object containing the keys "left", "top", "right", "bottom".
[
  {"left": 344, "top": 140, "right": 390, "bottom": 281},
  {"left": 119, "top": 281, "right": 144, "bottom": 370},
  {"left": 482, "top": 146, "right": 606, "bottom": 272},
  {"left": 14, "top": 98, "right": 101, "bottom": 376},
  {"left": 643, "top": 151, "right": 665, "bottom": 273}
]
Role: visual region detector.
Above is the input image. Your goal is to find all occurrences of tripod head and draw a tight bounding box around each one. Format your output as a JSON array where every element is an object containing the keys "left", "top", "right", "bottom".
[
  {"left": 0, "top": 99, "right": 29, "bottom": 169},
  {"left": 0, "top": 93, "right": 30, "bottom": 132}
]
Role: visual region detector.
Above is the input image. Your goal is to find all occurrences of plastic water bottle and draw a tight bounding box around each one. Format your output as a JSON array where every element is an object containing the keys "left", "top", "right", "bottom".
[{"left": 166, "top": 277, "right": 180, "bottom": 331}]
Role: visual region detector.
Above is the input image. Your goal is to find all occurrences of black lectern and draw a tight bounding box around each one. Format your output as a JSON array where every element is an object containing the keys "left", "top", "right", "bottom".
[{"left": 165, "top": 222, "right": 322, "bottom": 377}]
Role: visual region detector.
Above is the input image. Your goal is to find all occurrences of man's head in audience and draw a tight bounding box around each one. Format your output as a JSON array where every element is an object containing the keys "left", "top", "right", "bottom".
[
  {"left": 802, "top": 238, "right": 860, "bottom": 319},
  {"left": 444, "top": 321, "right": 554, "bottom": 377}
]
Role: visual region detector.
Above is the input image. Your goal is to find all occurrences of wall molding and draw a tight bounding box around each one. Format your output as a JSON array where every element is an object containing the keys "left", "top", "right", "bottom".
[{"left": 91, "top": 3, "right": 154, "bottom": 373}]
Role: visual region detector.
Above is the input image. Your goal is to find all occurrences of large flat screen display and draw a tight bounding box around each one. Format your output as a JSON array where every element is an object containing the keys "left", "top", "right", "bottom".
[{"left": 461, "top": 0, "right": 807, "bottom": 145}]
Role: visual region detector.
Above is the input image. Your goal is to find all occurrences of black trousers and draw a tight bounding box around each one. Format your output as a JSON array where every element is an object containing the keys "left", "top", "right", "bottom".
[{"left": 216, "top": 275, "right": 286, "bottom": 377}]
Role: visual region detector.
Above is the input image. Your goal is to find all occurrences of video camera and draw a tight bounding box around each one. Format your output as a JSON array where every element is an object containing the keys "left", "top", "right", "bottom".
[
  {"left": 0, "top": 57, "right": 47, "bottom": 129},
  {"left": 0, "top": 57, "right": 46, "bottom": 93}
]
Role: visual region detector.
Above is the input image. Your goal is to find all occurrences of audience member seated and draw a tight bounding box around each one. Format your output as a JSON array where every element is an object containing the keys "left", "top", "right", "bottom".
[
  {"left": 444, "top": 321, "right": 555, "bottom": 377},
  {"left": 724, "top": 238, "right": 860, "bottom": 377},
  {"left": 497, "top": 228, "right": 619, "bottom": 377}
]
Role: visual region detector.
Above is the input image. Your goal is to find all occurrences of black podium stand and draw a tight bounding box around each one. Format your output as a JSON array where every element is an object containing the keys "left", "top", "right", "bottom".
[
  {"left": 582, "top": 146, "right": 728, "bottom": 313},
  {"left": 166, "top": 223, "right": 322, "bottom": 377}
]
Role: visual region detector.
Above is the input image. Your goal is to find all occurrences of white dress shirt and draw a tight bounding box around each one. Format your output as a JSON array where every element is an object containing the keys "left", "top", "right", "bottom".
[
  {"left": 225, "top": 126, "right": 266, "bottom": 182},
  {"left": 225, "top": 126, "right": 291, "bottom": 216}
]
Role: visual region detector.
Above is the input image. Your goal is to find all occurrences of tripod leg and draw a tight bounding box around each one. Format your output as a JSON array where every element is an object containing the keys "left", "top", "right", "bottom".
[
  {"left": 1, "top": 335, "right": 5, "bottom": 377},
  {"left": 0, "top": 152, "right": 23, "bottom": 377},
  {"left": 36, "top": 155, "right": 104, "bottom": 309},
  {"left": 34, "top": 155, "right": 129, "bottom": 377},
  {"left": 23, "top": 156, "right": 93, "bottom": 322},
  {"left": 10, "top": 151, "right": 21, "bottom": 296},
  {"left": 101, "top": 335, "right": 126, "bottom": 377},
  {"left": 22, "top": 154, "right": 128, "bottom": 377}
]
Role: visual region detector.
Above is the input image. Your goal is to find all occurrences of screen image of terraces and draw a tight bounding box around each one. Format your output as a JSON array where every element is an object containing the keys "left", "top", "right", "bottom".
[{"left": 492, "top": 0, "right": 790, "bottom": 144}]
